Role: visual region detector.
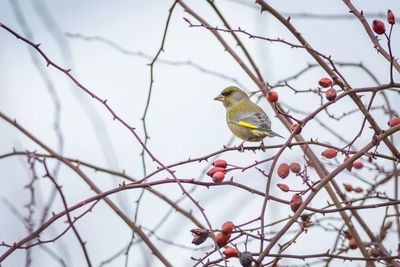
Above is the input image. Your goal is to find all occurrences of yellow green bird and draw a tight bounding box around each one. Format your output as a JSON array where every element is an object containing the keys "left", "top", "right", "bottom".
[{"left": 214, "top": 86, "right": 283, "bottom": 143}]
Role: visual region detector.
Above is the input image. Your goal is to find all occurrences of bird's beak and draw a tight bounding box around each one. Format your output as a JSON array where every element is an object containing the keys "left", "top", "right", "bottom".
[{"left": 214, "top": 94, "right": 225, "bottom": 102}]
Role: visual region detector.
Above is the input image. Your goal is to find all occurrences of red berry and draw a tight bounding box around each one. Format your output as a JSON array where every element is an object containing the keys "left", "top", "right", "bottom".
[
  {"left": 387, "top": 10, "right": 395, "bottom": 25},
  {"left": 221, "top": 221, "right": 235, "bottom": 235},
  {"left": 354, "top": 186, "right": 363, "bottom": 193},
  {"left": 223, "top": 247, "right": 239, "bottom": 258},
  {"left": 319, "top": 77, "right": 333, "bottom": 88},
  {"left": 207, "top": 167, "right": 226, "bottom": 177},
  {"left": 290, "top": 123, "right": 302, "bottom": 135},
  {"left": 353, "top": 161, "right": 363, "bottom": 169},
  {"left": 325, "top": 88, "right": 337, "bottom": 101},
  {"left": 348, "top": 238, "right": 358, "bottom": 250},
  {"left": 372, "top": 20, "right": 386, "bottom": 35},
  {"left": 343, "top": 155, "right": 353, "bottom": 172},
  {"left": 344, "top": 183, "right": 353, "bottom": 192},
  {"left": 277, "top": 163, "right": 290, "bottom": 178},
  {"left": 213, "top": 159, "right": 227, "bottom": 168},
  {"left": 215, "top": 232, "right": 230, "bottom": 247},
  {"left": 267, "top": 91, "right": 279, "bottom": 102},
  {"left": 321, "top": 148, "right": 337, "bottom": 159},
  {"left": 389, "top": 117, "right": 400, "bottom": 127},
  {"left": 212, "top": 171, "right": 225, "bottom": 183},
  {"left": 277, "top": 183, "right": 289, "bottom": 192},
  {"left": 290, "top": 194, "right": 303, "bottom": 212},
  {"left": 289, "top": 162, "right": 301, "bottom": 173}
]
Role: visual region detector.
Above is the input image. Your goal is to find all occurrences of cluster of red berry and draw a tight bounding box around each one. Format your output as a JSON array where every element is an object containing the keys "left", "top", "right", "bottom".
[
  {"left": 319, "top": 77, "right": 337, "bottom": 102},
  {"left": 372, "top": 10, "right": 395, "bottom": 35},
  {"left": 207, "top": 159, "right": 228, "bottom": 183},
  {"left": 275, "top": 162, "right": 304, "bottom": 212}
]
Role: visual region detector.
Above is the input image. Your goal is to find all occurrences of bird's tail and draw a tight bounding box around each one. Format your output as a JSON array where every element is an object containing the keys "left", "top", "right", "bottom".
[{"left": 267, "top": 130, "right": 284, "bottom": 139}]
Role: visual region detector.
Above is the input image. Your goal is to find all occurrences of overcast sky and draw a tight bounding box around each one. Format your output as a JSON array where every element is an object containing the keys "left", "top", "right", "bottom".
[{"left": 0, "top": 1, "right": 399, "bottom": 266}]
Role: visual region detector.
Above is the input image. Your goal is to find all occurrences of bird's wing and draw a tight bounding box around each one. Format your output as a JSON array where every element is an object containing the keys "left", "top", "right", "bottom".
[{"left": 229, "top": 110, "right": 271, "bottom": 131}]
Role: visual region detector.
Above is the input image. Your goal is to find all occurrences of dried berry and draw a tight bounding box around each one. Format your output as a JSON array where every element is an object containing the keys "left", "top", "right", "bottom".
[
  {"left": 290, "top": 193, "right": 303, "bottom": 213},
  {"left": 213, "top": 159, "right": 227, "bottom": 168},
  {"left": 191, "top": 228, "right": 209, "bottom": 245},
  {"left": 372, "top": 20, "right": 386, "bottom": 35},
  {"left": 223, "top": 247, "right": 239, "bottom": 258},
  {"left": 239, "top": 251, "right": 253, "bottom": 267},
  {"left": 387, "top": 9, "right": 395, "bottom": 25},
  {"left": 221, "top": 221, "right": 235, "bottom": 235},
  {"left": 321, "top": 148, "right": 337, "bottom": 159},
  {"left": 267, "top": 91, "right": 279, "bottom": 102},
  {"left": 277, "top": 183, "right": 289, "bottom": 192},
  {"left": 289, "top": 162, "right": 301, "bottom": 173},
  {"left": 325, "top": 88, "right": 337, "bottom": 101},
  {"left": 212, "top": 171, "right": 225, "bottom": 183},
  {"left": 319, "top": 77, "right": 333, "bottom": 88},
  {"left": 277, "top": 163, "right": 290, "bottom": 178}
]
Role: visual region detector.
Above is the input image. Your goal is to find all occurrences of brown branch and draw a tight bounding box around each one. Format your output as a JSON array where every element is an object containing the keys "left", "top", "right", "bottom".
[
  {"left": 0, "top": 112, "right": 172, "bottom": 267},
  {"left": 42, "top": 159, "right": 92, "bottom": 267}
]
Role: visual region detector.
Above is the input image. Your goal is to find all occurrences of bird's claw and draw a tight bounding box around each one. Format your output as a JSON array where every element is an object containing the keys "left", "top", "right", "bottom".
[
  {"left": 260, "top": 140, "right": 266, "bottom": 152},
  {"left": 238, "top": 141, "right": 245, "bottom": 152}
]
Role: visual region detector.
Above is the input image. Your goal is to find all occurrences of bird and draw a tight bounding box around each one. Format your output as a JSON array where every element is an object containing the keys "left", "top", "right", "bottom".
[{"left": 214, "top": 86, "right": 283, "bottom": 146}]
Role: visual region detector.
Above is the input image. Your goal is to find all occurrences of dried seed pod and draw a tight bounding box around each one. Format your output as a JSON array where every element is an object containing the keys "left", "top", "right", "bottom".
[
  {"left": 387, "top": 10, "right": 395, "bottom": 25},
  {"left": 239, "top": 251, "right": 253, "bottom": 267},
  {"left": 191, "top": 228, "right": 209, "bottom": 245}
]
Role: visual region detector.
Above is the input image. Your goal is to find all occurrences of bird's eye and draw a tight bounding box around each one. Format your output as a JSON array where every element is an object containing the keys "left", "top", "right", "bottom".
[{"left": 221, "top": 91, "right": 231, "bottom": 96}]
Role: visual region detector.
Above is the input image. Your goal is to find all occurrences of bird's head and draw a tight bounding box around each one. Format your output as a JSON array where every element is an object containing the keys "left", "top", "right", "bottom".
[{"left": 214, "top": 86, "right": 248, "bottom": 109}]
